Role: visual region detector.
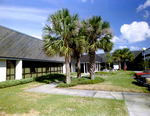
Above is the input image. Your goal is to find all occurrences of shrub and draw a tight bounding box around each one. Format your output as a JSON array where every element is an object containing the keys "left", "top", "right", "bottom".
[
  {"left": 109, "top": 72, "right": 117, "bottom": 75},
  {"left": 56, "top": 82, "right": 77, "bottom": 87},
  {"left": 57, "top": 76, "right": 105, "bottom": 88},
  {"left": 95, "top": 71, "right": 117, "bottom": 75},
  {"left": 0, "top": 73, "right": 65, "bottom": 88},
  {"left": 94, "top": 76, "right": 105, "bottom": 82},
  {"left": 0, "top": 78, "right": 34, "bottom": 89},
  {"left": 95, "top": 71, "right": 109, "bottom": 75}
]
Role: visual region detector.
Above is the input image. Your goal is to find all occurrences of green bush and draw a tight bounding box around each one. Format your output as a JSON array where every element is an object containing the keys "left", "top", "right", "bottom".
[
  {"left": 109, "top": 72, "right": 117, "bottom": 75},
  {"left": 95, "top": 71, "right": 117, "bottom": 75},
  {"left": 57, "top": 76, "right": 105, "bottom": 88},
  {"left": 56, "top": 82, "right": 77, "bottom": 87},
  {"left": 94, "top": 76, "right": 105, "bottom": 82},
  {"left": 0, "top": 78, "right": 34, "bottom": 89},
  {"left": 95, "top": 71, "right": 109, "bottom": 75}
]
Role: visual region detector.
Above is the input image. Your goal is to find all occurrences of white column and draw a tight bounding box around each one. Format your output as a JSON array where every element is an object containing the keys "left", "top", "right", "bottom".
[
  {"left": 0, "top": 59, "right": 6, "bottom": 82},
  {"left": 86, "top": 63, "right": 88, "bottom": 73},
  {"left": 15, "top": 60, "right": 22, "bottom": 80},
  {"left": 84, "top": 63, "right": 85, "bottom": 73},
  {"left": 63, "top": 63, "right": 66, "bottom": 73},
  {"left": 71, "top": 63, "right": 73, "bottom": 72},
  {"left": 95, "top": 63, "right": 97, "bottom": 71},
  {"left": 99, "top": 63, "right": 101, "bottom": 71},
  {"left": 71, "top": 63, "right": 76, "bottom": 72}
]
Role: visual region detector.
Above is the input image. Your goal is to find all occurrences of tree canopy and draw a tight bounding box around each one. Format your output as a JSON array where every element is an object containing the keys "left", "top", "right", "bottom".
[
  {"left": 43, "top": 9, "right": 114, "bottom": 82},
  {"left": 43, "top": 8, "right": 79, "bottom": 83},
  {"left": 82, "top": 16, "right": 113, "bottom": 79},
  {"left": 112, "top": 48, "right": 134, "bottom": 70}
]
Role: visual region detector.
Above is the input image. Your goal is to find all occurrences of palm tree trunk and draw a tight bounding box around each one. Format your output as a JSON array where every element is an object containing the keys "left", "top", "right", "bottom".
[
  {"left": 89, "top": 48, "right": 95, "bottom": 80},
  {"left": 119, "top": 60, "right": 121, "bottom": 70},
  {"left": 77, "top": 54, "right": 81, "bottom": 78},
  {"left": 65, "top": 56, "right": 71, "bottom": 84}
]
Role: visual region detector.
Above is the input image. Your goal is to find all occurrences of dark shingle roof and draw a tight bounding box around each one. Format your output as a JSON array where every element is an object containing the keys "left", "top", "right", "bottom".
[
  {"left": 0, "top": 25, "right": 65, "bottom": 62},
  {"left": 71, "top": 50, "right": 142, "bottom": 63},
  {"left": 71, "top": 54, "right": 102, "bottom": 63},
  {"left": 97, "top": 51, "right": 142, "bottom": 63},
  {"left": 131, "top": 51, "right": 142, "bottom": 58}
]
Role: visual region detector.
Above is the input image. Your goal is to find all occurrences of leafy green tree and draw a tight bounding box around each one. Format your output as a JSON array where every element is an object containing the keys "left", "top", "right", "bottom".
[
  {"left": 121, "top": 48, "right": 134, "bottom": 70},
  {"left": 112, "top": 48, "right": 134, "bottom": 70},
  {"left": 112, "top": 49, "right": 122, "bottom": 70},
  {"left": 83, "top": 16, "right": 113, "bottom": 79},
  {"left": 43, "top": 8, "right": 79, "bottom": 84}
]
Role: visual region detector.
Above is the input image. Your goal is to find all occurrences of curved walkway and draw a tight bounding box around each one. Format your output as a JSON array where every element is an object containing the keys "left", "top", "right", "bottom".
[{"left": 25, "top": 82, "right": 150, "bottom": 116}]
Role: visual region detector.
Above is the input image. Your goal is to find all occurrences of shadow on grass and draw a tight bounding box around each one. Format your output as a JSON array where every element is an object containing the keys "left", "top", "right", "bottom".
[
  {"left": 34, "top": 73, "right": 66, "bottom": 84},
  {"left": 132, "top": 81, "right": 145, "bottom": 87},
  {"left": 132, "top": 81, "right": 150, "bottom": 91}
]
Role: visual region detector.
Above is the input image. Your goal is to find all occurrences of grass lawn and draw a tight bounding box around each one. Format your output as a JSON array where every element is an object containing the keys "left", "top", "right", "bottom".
[
  {"left": 69, "top": 70, "right": 150, "bottom": 93},
  {"left": 0, "top": 82, "right": 128, "bottom": 116}
]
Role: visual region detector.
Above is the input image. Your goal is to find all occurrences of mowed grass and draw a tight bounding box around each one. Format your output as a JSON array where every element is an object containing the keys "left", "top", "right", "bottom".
[
  {"left": 70, "top": 71, "right": 150, "bottom": 93},
  {"left": 0, "top": 82, "right": 128, "bottom": 116}
]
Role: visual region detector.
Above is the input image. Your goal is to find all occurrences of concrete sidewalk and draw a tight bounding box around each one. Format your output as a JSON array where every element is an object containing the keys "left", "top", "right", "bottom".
[{"left": 25, "top": 83, "right": 150, "bottom": 116}]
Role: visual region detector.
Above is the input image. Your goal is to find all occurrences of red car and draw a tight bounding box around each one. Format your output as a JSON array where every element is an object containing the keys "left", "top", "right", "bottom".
[{"left": 134, "top": 69, "right": 150, "bottom": 78}]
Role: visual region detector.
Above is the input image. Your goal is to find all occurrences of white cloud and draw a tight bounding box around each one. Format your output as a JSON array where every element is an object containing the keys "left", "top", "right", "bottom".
[
  {"left": 143, "top": 10, "right": 150, "bottom": 19},
  {"left": 120, "top": 21, "right": 150, "bottom": 43},
  {"left": 81, "top": 0, "right": 93, "bottom": 3},
  {"left": 82, "top": 0, "right": 87, "bottom": 2},
  {"left": 111, "top": 36, "right": 126, "bottom": 44},
  {"left": 42, "top": 22, "right": 45, "bottom": 27},
  {"left": 119, "top": 46, "right": 127, "bottom": 49},
  {"left": 31, "top": 35, "right": 42, "bottom": 40},
  {"left": 137, "top": 0, "right": 150, "bottom": 12},
  {"left": 130, "top": 46, "right": 140, "bottom": 51},
  {"left": 0, "top": 6, "right": 54, "bottom": 22}
]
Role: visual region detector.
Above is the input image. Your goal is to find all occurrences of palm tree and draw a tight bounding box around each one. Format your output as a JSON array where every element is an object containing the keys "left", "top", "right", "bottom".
[
  {"left": 43, "top": 8, "right": 79, "bottom": 84},
  {"left": 83, "top": 16, "right": 113, "bottom": 79},
  {"left": 121, "top": 48, "right": 134, "bottom": 70},
  {"left": 112, "top": 49, "right": 122, "bottom": 70},
  {"left": 112, "top": 48, "right": 134, "bottom": 70},
  {"left": 71, "top": 35, "right": 86, "bottom": 78}
]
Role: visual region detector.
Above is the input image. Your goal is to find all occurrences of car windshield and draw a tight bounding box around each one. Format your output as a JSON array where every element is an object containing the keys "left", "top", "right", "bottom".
[{"left": 144, "top": 69, "right": 149, "bottom": 73}]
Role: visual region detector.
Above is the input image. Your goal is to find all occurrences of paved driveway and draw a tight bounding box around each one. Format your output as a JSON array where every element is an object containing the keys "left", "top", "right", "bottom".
[{"left": 25, "top": 83, "right": 150, "bottom": 116}]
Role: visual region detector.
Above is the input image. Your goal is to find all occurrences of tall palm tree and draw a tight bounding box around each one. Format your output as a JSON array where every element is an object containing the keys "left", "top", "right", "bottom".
[
  {"left": 121, "top": 48, "right": 134, "bottom": 70},
  {"left": 83, "top": 16, "right": 113, "bottom": 79},
  {"left": 43, "top": 8, "right": 79, "bottom": 84},
  {"left": 71, "top": 21, "right": 87, "bottom": 78},
  {"left": 71, "top": 36, "right": 86, "bottom": 78},
  {"left": 112, "top": 49, "right": 122, "bottom": 70}
]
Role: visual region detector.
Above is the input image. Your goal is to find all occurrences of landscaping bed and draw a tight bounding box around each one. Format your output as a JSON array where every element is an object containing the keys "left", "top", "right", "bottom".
[
  {"left": 69, "top": 71, "right": 150, "bottom": 93},
  {"left": 56, "top": 76, "right": 105, "bottom": 88}
]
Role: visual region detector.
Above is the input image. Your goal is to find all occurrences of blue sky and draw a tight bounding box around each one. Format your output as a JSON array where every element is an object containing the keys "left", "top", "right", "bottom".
[{"left": 0, "top": 0, "right": 150, "bottom": 53}]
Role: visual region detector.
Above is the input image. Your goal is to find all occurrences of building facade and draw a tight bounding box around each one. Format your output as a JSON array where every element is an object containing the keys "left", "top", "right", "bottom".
[
  {"left": 0, "top": 25, "right": 144, "bottom": 82},
  {"left": 71, "top": 55, "right": 102, "bottom": 73},
  {"left": 0, "top": 26, "right": 65, "bottom": 82}
]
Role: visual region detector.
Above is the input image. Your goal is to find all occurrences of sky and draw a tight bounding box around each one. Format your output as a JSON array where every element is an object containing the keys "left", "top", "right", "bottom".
[{"left": 0, "top": 0, "right": 150, "bottom": 53}]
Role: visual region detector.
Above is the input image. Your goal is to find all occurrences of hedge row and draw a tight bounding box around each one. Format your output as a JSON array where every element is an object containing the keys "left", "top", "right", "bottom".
[
  {"left": 56, "top": 76, "right": 105, "bottom": 88},
  {"left": 0, "top": 78, "right": 34, "bottom": 88},
  {"left": 0, "top": 73, "right": 66, "bottom": 89},
  {"left": 95, "top": 71, "right": 117, "bottom": 75}
]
